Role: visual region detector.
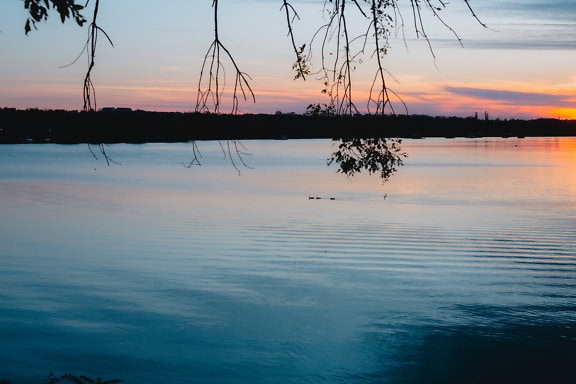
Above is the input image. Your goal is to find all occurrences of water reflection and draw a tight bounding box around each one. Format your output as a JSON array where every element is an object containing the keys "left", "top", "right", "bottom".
[
  {"left": 384, "top": 322, "right": 576, "bottom": 384},
  {"left": 0, "top": 138, "right": 575, "bottom": 383}
]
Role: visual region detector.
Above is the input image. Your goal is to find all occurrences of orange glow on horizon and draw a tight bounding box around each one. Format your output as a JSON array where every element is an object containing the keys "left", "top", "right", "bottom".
[
  {"left": 550, "top": 108, "right": 576, "bottom": 120},
  {"left": 2, "top": 77, "right": 575, "bottom": 119}
]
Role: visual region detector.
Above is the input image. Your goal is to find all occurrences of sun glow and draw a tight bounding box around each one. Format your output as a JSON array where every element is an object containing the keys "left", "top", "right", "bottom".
[{"left": 550, "top": 108, "right": 576, "bottom": 120}]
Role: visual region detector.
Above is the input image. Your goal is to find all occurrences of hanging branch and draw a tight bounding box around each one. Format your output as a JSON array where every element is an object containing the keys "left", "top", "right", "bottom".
[
  {"left": 285, "top": 0, "right": 487, "bottom": 118},
  {"left": 82, "top": 0, "right": 114, "bottom": 112},
  {"left": 304, "top": 0, "right": 362, "bottom": 116},
  {"left": 281, "top": 1, "right": 310, "bottom": 80},
  {"left": 195, "top": 0, "right": 255, "bottom": 114},
  {"left": 24, "top": 1, "right": 116, "bottom": 165},
  {"left": 18, "top": 0, "right": 487, "bottom": 180},
  {"left": 81, "top": 0, "right": 117, "bottom": 165},
  {"left": 367, "top": 0, "right": 407, "bottom": 115},
  {"left": 367, "top": 0, "right": 390, "bottom": 114},
  {"left": 50, "top": 0, "right": 112, "bottom": 113},
  {"left": 463, "top": 0, "right": 488, "bottom": 28},
  {"left": 192, "top": 0, "right": 255, "bottom": 173},
  {"left": 291, "top": 0, "right": 489, "bottom": 180},
  {"left": 333, "top": 0, "right": 357, "bottom": 115}
]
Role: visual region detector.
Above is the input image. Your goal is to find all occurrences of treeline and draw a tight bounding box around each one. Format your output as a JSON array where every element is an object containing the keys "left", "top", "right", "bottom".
[{"left": 1, "top": 108, "right": 575, "bottom": 144}]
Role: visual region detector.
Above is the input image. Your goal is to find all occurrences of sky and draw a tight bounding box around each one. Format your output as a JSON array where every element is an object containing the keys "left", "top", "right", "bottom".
[{"left": 0, "top": 0, "right": 575, "bottom": 119}]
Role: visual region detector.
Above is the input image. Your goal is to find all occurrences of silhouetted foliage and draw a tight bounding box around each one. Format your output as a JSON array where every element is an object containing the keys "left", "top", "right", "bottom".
[
  {"left": 282, "top": 0, "right": 485, "bottom": 116},
  {"left": 305, "top": 103, "right": 336, "bottom": 117},
  {"left": 23, "top": 0, "right": 87, "bottom": 35},
  {"left": 15, "top": 1, "right": 488, "bottom": 180},
  {"left": 328, "top": 137, "right": 406, "bottom": 181}
]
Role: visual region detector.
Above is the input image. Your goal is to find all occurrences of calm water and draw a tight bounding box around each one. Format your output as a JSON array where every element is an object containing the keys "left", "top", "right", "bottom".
[{"left": 1, "top": 138, "right": 575, "bottom": 383}]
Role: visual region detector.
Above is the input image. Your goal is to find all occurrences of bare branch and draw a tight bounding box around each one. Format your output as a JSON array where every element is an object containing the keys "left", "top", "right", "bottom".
[
  {"left": 195, "top": 0, "right": 255, "bottom": 114},
  {"left": 463, "top": 0, "right": 488, "bottom": 28}
]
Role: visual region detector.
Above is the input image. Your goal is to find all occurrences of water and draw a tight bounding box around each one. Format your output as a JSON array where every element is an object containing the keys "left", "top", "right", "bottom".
[{"left": 1, "top": 138, "right": 575, "bottom": 383}]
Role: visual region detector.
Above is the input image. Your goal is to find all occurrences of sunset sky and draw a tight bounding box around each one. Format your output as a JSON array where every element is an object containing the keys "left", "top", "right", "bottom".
[{"left": 1, "top": 0, "right": 575, "bottom": 119}]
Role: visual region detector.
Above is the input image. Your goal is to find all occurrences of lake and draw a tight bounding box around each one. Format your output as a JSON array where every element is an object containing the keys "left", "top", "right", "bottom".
[{"left": 1, "top": 138, "right": 575, "bottom": 383}]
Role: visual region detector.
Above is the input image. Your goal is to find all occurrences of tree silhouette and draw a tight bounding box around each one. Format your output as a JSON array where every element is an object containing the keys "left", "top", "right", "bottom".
[{"left": 18, "top": 0, "right": 485, "bottom": 180}]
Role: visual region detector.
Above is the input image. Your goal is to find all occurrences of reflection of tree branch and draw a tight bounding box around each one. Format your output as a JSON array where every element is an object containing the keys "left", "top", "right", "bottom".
[
  {"left": 88, "top": 141, "right": 120, "bottom": 166},
  {"left": 182, "top": 141, "right": 203, "bottom": 168},
  {"left": 226, "top": 140, "right": 254, "bottom": 175}
]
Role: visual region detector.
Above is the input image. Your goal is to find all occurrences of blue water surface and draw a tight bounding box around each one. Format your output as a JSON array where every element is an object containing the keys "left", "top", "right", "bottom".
[{"left": 1, "top": 138, "right": 575, "bottom": 383}]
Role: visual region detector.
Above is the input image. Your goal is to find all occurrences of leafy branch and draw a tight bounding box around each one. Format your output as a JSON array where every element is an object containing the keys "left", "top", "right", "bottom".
[
  {"left": 281, "top": 1, "right": 310, "bottom": 80},
  {"left": 23, "top": 0, "right": 87, "bottom": 35},
  {"left": 282, "top": 0, "right": 486, "bottom": 116},
  {"left": 328, "top": 136, "right": 406, "bottom": 181}
]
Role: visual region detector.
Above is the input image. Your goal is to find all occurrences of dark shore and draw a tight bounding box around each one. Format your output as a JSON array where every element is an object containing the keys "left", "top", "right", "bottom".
[{"left": 1, "top": 107, "right": 575, "bottom": 144}]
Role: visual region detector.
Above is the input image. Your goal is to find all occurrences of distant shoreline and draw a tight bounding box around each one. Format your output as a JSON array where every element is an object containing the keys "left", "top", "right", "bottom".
[{"left": 1, "top": 108, "right": 575, "bottom": 144}]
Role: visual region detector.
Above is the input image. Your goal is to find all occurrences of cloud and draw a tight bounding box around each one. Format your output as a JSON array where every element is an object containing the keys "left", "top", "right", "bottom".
[
  {"left": 444, "top": 86, "right": 573, "bottom": 107},
  {"left": 451, "top": 1, "right": 576, "bottom": 50},
  {"left": 501, "top": 0, "right": 576, "bottom": 14},
  {"left": 460, "top": 38, "right": 576, "bottom": 50},
  {"left": 477, "top": 0, "right": 576, "bottom": 20},
  {"left": 414, "top": 36, "right": 576, "bottom": 51}
]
